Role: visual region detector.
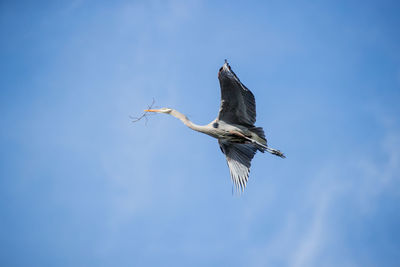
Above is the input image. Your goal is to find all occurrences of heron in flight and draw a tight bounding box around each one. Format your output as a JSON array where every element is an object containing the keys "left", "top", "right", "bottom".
[{"left": 145, "top": 60, "right": 285, "bottom": 192}]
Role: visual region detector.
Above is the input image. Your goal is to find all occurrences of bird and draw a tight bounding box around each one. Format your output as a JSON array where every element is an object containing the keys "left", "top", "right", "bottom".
[{"left": 145, "top": 60, "right": 285, "bottom": 192}]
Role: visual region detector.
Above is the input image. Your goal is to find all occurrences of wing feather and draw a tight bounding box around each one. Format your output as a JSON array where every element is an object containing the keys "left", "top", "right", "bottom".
[
  {"left": 218, "top": 62, "right": 256, "bottom": 126},
  {"left": 219, "top": 140, "right": 258, "bottom": 192}
]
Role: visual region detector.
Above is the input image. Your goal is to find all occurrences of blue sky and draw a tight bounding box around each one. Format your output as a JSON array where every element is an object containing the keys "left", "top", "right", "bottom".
[{"left": 1, "top": 1, "right": 400, "bottom": 266}]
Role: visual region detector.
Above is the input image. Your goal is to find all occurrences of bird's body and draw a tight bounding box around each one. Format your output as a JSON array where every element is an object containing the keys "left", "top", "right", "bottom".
[{"left": 145, "top": 60, "right": 284, "bottom": 192}]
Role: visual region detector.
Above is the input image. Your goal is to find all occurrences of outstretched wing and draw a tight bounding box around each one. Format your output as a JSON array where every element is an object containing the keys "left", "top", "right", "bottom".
[
  {"left": 217, "top": 61, "right": 256, "bottom": 126},
  {"left": 219, "top": 140, "right": 258, "bottom": 192}
]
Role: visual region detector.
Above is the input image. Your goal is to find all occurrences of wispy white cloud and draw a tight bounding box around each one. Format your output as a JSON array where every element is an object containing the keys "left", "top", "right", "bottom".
[
  {"left": 291, "top": 181, "right": 332, "bottom": 267},
  {"left": 247, "top": 114, "right": 400, "bottom": 267},
  {"left": 290, "top": 123, "right": 400, "bottom": 266}
]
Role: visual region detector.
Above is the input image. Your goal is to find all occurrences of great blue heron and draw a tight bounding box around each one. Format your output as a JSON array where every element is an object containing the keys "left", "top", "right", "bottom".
[{"left": 145, "top": 60, "right": 285, "bottom": 192}]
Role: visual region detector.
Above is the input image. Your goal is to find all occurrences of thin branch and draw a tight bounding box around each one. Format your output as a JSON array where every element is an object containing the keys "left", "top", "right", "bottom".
[{"left": 130, "top": 98, "right": 156, "bottom": 125}]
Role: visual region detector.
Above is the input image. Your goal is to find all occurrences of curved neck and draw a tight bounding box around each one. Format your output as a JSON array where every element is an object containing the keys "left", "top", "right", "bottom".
[{"left": 169, "top": 109, "right": 208, "bottom": 133}]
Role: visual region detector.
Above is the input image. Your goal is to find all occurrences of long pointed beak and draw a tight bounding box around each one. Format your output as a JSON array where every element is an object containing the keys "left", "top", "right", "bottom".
[{"left": 144, "top": 109, "right": 158, "bottom": 112}]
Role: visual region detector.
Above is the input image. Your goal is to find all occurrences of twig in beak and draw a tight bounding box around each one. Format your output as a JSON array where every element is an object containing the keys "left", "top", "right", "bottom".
[{"left": 130, "top": 98, "right": 156, "bottom": 125}]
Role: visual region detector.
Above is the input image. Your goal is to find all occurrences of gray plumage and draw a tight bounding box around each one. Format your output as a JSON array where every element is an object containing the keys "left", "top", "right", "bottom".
[{"left": 145, "top": 60, "right": 285, "bottom": 192}]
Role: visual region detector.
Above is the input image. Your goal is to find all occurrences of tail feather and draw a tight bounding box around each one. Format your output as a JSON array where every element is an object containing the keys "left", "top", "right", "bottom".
[
  {"left": 244, "top": 136, "right": 285, "bottom": 158},
  {"left": 250, "top": 127, "right": 266, "bottom": 141},
  {"left": 265, "top": 147, "right": 286, "bottom": 158}
]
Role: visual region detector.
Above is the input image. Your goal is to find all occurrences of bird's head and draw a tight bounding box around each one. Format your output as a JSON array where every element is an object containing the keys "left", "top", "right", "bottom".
[{"left": 144, "top": 107, "right": 173, "bottom": 114}]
